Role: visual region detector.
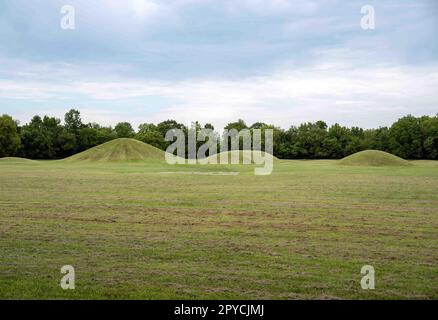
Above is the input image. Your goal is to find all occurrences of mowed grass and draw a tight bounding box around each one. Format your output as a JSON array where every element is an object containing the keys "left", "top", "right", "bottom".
[{"left": 0, "top": 158, "right": 437, "bottom": 299}]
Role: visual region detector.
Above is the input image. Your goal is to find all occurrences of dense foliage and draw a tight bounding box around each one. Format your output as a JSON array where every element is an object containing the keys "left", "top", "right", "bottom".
[
  {"left": 0, "top": 114, "right": 21, "bottom": 157},
  {"left": 0, "top": 109, "right": 437, "bottom": 159}
]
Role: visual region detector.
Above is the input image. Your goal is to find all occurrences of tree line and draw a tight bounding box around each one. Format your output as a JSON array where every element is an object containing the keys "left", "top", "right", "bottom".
[{"left": 0, "top": 109, "right": 437, "bottom": 160}]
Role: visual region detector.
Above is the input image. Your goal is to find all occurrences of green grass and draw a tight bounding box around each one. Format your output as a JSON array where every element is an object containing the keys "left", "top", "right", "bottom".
[
  {"left": 0, "top": 157, "right": 437, "bottom": 299},
  {"left": 339, "top": 150, "right": 412, "bottom": 167}
]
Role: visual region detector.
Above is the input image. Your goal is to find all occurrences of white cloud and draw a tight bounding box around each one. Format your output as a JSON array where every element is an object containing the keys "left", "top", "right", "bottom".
[
  {"left": 1, "top": 0, "right": 436, "bottom": 132},
  {"left": 104, "top": 0, "right": 163, "bottom": 20},
  {"left": 2, "top": 58, "right": 437, "bottom": 129}
]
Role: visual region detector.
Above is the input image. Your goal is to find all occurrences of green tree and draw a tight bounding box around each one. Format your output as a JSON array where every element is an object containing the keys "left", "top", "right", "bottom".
[
  {"left": 62, "top": 109, "right": 84, "bottom": 154},
  {"left": 324, "top": 124, "right": 352, "bottom": 158},
  {"left": 64, "top": 109, "right": 83, "bottom": 132},
  {"left": 0, "top": 114, "right": 21, "bottom": 157},
  {"left": 389, "top": 115, "right": 423, "bottom": 159},
  {"left": 156, "top": 120, "right": 187, "bottom": 151},
  {"left": 78, "top": 126, "right": 100, "bottom": 151},
  {"left": 77, "top": 123, "right": 115, "bottom": 151},
  {"left": 56, "top": 129, "right": 77, "bottom": 158},
  {"left": 271, "top": 127, "right": 295, "bottom": 158},
  {"left": 115, "top": 122, "right": 135, "bottom": 138},
  {"left": 20, "top": 116, "right": 53, "bottom": 159},
  {"left": 363, "top": 127, "right": 391, "bottom": 152},
  {"left": 293, "top": 121, "right": 328, "bottom": 158},
  {"left": 225, "top": 119, "right": 248, "bottom": 132},
  {"left": 345, "top": 126, "right": 365, "bottom": 155},
  {"left": 41, "top": 116, "right": 65, "bottom": 158},
  {"left": 420, "top": 115, "right": 438, "bottom": 159},
  {"left": 136, "top": 123, "right": 165, "bottom": 149},
  {"left": 156, "top": 120, "right": 186, "bottom": 137},
  {"left": 96, "top": 126, "right": 116, "bottom": 144},
  {"left": 250, "top": 122, "right": 268, "bottom": 129},
  {"left": 222, "top": 119, "right": 249, "bottom": 150},
  {"left": 6, "top": 110, "right": 438, "bottom": 160}
]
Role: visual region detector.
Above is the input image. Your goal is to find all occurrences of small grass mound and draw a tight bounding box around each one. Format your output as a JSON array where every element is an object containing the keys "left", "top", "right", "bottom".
[
  {"left": 205, "top": 150, "right": 277, "bottom": 164},
  {"left": 339, "top": 150, "right": 412, "bottom": 167},
  {"left": 0, "top": 157, "right": 36, "bottom": 164},
  {"left": 65, "top": 138, "right": 165, "bottom": 162}
]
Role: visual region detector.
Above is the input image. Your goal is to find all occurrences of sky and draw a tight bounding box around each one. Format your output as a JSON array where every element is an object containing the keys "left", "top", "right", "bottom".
[{"left": 0, "top": 0, "right": 437, "bottom": 130}]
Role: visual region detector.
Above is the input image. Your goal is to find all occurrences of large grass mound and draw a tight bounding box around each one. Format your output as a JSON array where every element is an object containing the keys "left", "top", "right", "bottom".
[
  {"left": 339, "top": 150, "right": 412, "bottom": 167},
  {"left": 0, "top": 157, "right": 36, "bottom": 164},
  {"left": 65, "top": 138, "right": 165, "bottom": 162}
]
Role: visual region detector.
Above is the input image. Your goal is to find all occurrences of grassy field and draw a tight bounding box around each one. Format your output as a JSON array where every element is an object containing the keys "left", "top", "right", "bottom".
[{"left": 0, "top": 156, "right": 437, "bottom": 299}]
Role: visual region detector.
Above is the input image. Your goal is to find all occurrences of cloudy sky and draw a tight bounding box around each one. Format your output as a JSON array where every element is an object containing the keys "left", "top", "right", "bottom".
[{"left": 0, "top": 0, "right": 437, "bottom": 130}]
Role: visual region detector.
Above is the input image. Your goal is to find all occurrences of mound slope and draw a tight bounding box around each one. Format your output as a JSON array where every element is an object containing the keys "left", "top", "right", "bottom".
[
  {"left": 205, "top": 150, "right": 277, "bottom": 164},
  {"left": 0, "top": 157, "right": 36, "bottom": 163},
  {"left": 339, "top": 150, "right": 411, "bottom": 167},
  {"left": 65, "top": 138, "right": 165, "bottom": 162}
]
